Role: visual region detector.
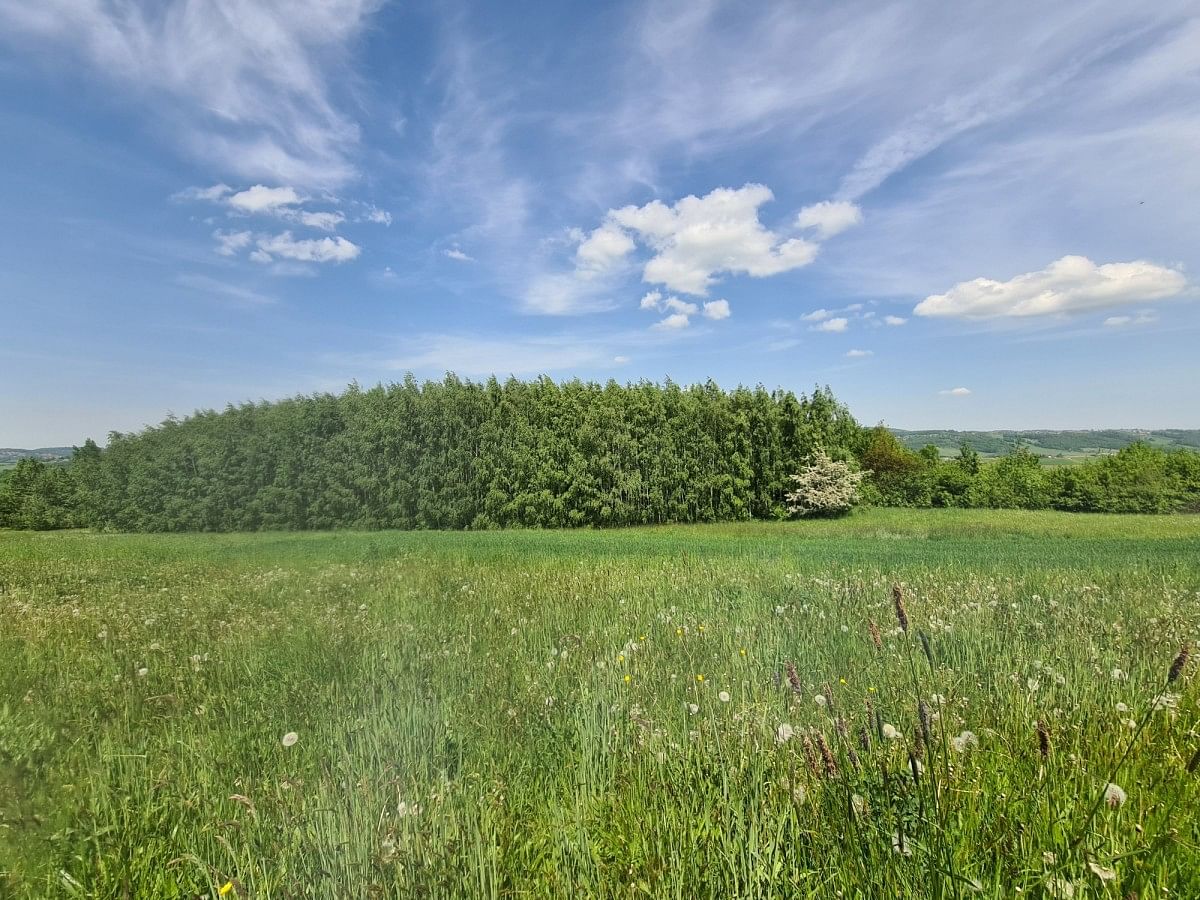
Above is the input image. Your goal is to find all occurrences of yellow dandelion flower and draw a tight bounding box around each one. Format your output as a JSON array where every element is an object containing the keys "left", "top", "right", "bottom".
[
  {"left": 623, "top": 674, "right": 632, "bottom": 684},
  {"left": 839, "top": 678, "right": 847, "bottom": 685},
  {"left": 639, "top": 635, "right": 646, "bottom": 641},
  {"left": 676, "top": 628, "right": 683, "bottom": 636},
  {"left": 617, "top": 654, "right": 625, "bottom": 663},
  {"left": 739, "top": 648, "right": 747, "bottom": 656},
  {"left": 695, "top": 674, "right": 705, "bottom": 683},
  {"left": 868, "top": 686, "right": 877, "bottom": 693},
  {"left": 219, "top": 883, "right": 234, "bottom": 897}
]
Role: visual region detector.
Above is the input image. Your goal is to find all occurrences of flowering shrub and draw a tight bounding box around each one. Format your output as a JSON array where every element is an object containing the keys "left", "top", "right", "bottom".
[{"left": 785, "top": 448, "right": 865, "bottom": 517}]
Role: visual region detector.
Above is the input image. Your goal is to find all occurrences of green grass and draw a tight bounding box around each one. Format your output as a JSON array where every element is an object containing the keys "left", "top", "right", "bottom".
[{"left": 2, "top": 509, "right": 1198, "bottom": 898}]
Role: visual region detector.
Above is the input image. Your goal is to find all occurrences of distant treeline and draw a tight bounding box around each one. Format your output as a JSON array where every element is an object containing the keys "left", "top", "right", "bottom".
[{"left": 3, "top": 377, "right": 1198, "bottom": 531}]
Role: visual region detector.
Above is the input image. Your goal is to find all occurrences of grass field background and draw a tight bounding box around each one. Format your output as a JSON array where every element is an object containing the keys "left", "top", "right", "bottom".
[{"left": 2, "top": 509, "right": 1198, "bottom": 897}]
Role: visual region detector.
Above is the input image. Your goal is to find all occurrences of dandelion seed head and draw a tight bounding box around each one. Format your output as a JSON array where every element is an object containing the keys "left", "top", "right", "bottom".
[{"left": 281, "top": 731, "right": 299, "bottom": 748}]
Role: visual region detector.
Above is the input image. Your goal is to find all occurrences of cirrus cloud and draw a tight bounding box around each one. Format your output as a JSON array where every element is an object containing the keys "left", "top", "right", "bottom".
[{"left": 915, "top": 255, "right": 1187, "bottom": 319}]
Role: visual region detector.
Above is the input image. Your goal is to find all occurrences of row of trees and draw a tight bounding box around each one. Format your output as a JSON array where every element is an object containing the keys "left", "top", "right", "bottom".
[
  {"left": 856, "top": 427, "right": 1200, "bottom": 514},
  {"left": 3, "top": 378, "right": 1197, "bottom": 531}
]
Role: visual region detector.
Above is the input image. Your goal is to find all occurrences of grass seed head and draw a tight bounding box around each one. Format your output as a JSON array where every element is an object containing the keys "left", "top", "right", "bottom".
[
  {"left": 1168, "top": 644, "right": 1190, "bottom": 684},
  {"left": 868, "top": 619, "right": 883, "bottom": 650},
  {"left": 1037, "top": 720, "right": 1051, "bottom": 758},
  {"left": 892, "top": 583, "right": 909, "bottom": 633}
]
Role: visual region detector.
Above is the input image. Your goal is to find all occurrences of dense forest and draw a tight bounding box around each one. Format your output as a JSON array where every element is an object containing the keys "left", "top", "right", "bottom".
[{"left": 2, "top": 376, "right": 1198, "bottom": 531}]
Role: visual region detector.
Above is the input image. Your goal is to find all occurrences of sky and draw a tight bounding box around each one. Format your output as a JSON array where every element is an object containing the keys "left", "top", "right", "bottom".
[{"left": 1, "top": 0, "right": 1198, "bottom": 447}]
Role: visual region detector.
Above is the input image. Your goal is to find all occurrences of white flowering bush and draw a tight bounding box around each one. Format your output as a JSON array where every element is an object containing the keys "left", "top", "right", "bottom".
[{"left": 784, "top": 448, "right": 865, "bottom": 517}]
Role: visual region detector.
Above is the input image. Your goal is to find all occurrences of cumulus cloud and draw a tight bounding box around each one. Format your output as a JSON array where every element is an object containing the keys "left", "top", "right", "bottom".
[
  {"left": 252, "top": 231, "right": 360, "bottom": 264},
  {"left": 227, "top": 184, "right": 303, "bottom": 214},
  {"left": 654, "top": 312, "right": 692, "bottom": 330},
  {"left": 702, "top": 299, "right": 731, "bottom": 320},
  {"left": 294, "top": 210, "right": 345, "bottom": 231},
  {"left": 915, "top": 255, "right": 1187, "bottom": 319},
  {"left": 801, "top": 308, "right": 832, "bottom": 321},
  {"left": 796, "top": 200, "right": 863, "bottom": 239},
  {"left": 884, "top": 315, "right": 908, "bottom": 326},
  {"left": 361, "top": 206, "right": 393, "bottom": 226},
  {"left": 845, "top": 348, "right": 873, "bottom": 358},
  {"left": 639, "top": 290, "right": 730, "bottom": 329},
  {"left": 575, "top": 224, "right": 636, "bottom": 275},
  {"left": 444, "top": 247, "right": 475, "bottom": 262},
  {"left": 939, "top": 387, "right": 972, "bottom": 396},
  {"left": 609, "top": 184, "right": 819, "bottom": 295},
  {"left": 813, "top": 317, "right": 848, "bottom": 333}
]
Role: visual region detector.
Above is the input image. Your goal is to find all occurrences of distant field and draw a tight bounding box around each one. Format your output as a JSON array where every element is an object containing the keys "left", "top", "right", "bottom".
[
  {"left": 2, "top": 509, "right": 1198, "bottom": 897},
  {"left": 894, "top": 428, "right": 1200, "bottom": 462}
]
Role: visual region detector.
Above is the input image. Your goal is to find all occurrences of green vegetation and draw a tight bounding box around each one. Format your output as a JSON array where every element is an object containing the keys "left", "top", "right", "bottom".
[
  {"left": 1, "top": 509, "right": 1197, "bottom": 897},
  {"left": 3, "top": 378, "right": 1199, "bottom": 532}
]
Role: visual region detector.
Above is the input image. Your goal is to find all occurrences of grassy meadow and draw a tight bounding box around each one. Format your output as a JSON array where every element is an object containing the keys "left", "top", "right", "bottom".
[{"left": 1, "top": 509, "right": 1199, "bottom": 898}]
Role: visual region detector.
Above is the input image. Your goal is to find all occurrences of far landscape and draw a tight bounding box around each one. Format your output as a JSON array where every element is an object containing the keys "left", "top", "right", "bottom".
[{"left": 1, "top": 2, "right": 1198, "bottom": 899}]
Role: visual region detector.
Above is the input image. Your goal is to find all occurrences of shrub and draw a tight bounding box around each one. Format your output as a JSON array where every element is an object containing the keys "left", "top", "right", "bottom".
[{"left": 785, "top": 448, "right": 865, "bottom": 517}]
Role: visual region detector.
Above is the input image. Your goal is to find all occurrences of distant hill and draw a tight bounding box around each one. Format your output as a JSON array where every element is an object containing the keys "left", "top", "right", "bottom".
[
  {"left": 0, "top": 447, "right": 75, "bottom": 468},
  {"left": 893, "top": 429, "right": 1200, "bottom": 461}
]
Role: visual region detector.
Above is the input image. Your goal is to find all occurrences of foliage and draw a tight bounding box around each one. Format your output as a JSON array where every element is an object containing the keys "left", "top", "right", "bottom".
[
  {"left": 784, "top": 448, "right": 864, "bottom": 517},
  {"left": 1, "top": 510, "right": 1198, "bottom": 896}
]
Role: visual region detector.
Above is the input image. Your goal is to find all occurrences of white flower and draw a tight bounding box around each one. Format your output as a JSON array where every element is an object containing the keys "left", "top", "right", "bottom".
[
  {"left": 281, "top": 731, "right": 299, "bottom": 748},
  {"left": 1045, "top": 877, "right": 1075, "bottom": 899},
  {"left": 775, "top": 723, "right": 795, "bottom": 744},
  {"left": 718, "top": 691, "right": 731, "bottom": 703},
  {"left": 950, "top": 730, "right": 978, "bottom": 753},
  {"left": 882, "top": 723, "right": 900, "bottom": 741},
  {"left": 1087, "top": 861, "right": 1116, "bottom": 882},
  {"left": 814, "top": 694, "right": 827, "bottom": 708},
  {"left": 1115, "top": 702, "right": 1129, "bottom": 713},
  {"left": 1154, "top": 693, "right": 1180, "bottom": 712},
  {"left": 1103, "top": 782, "right": 1126, "bottom": 808},
  {"left": 851, "top": 793, "right": 866, "bottom": 816},
  {"left": 688, "top": 703, "right": 700, "bottom": 715},
  {"left": 136, "top": 667, "right": 149, "bottom": 677},
  {"left": 891, "top": 830, "right": 912, "bottom": 856}
]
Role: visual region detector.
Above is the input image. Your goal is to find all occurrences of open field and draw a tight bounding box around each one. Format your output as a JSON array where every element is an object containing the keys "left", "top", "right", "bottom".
[{"left": 2, "top": 509, "right": 1199, "bottom": 898}]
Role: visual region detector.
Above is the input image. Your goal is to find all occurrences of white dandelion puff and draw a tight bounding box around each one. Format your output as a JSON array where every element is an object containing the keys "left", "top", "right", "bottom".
[
  {"left": 1103, "top": 782, "right": 1126, "bottom": 808},
  {"left": 1087, "top": 861, "right": 1116, "bottom": 882},
  {"left": 881, "top": 723, "right": 900, "bottom": 741},
  {"left": 950, "top": 730, "right": 978, "bottom": 753},
  {"left": 776, "top": 723, "right": 795, "bottom": 744},
  {"left": 281, "top": 731, "right": 299, "bottom": 748},
  {"left": 718, "top": 691, "right": 731, "bottom": 703}
]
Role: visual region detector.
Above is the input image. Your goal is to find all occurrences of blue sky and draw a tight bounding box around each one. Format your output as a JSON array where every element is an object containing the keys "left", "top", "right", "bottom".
[{"left": 2, "top": 0, "right": 1198, "bottom": 447}]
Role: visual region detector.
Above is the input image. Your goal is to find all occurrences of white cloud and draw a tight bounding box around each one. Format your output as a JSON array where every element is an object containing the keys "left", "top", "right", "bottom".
[
  {"left": 801, "top": 308, "right": 832, "bottom": 321},
  {"left": 253, "top": 231, "right": 360, "bottom": 264},
  {"left": 939, "top": 387, "right": 972, "bottom": 396},
  {"left": 654, "top": 312, "right": 691, "bottom": 330},
  {"left": 213, "top": 229, "right": 253, "bottom": 256},
  {"left": 361, "top": 206, "right": 392, "bottom": 226},
  {"left": 295, "top": 210, "right": 345, "bottom": 231},
  {"left": 0, "top": 1, "right": 379, "bottom": 188},
  {"left": 444, "top": 247, "right": 475, "bottom": 262},
  {"left": 575, "top": 224, "right": 636, "bottom": 275},
  {"left": 702, "top": 299, "right": 731, "bottom": 320},
  {"left": 884, "top": 315, "right": 908, "bottom": 326},
  {"left": 915, "top": 255, "right": 1187, "bottom": 319},
  {"left": 813, "top": 317, "right": 848, "bottom": 333},
  {"left": 845, "top": 349, "right": 873, "bottom": 358},
  {"left": 796, "top": 200, "right": 863, "bottom": 239},
  {"left": 1104, "top": 310, "right": 1158, "bottom": 327},
  {"left": 173, "top": 184, "right": 232, "bottom": 203},
  {"left": 613, "top": 355, "right": 630, "bottom": 364},
  {"left": 227, "top": 185, "right": 303, "bottom": 214},
  {"left": 609, "top": 184, "right": 819, "bottom": 295},
  {"left": 639, "top": 290, "right": 663, "bottom": 310}
]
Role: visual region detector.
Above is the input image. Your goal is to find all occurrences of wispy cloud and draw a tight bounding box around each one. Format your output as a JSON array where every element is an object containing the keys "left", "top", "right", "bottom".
[
  {"left": 175, "top": 273, "right": 276, "bottom": 306},
  {"left": 0, "top": 0, "right": 382, "bottom": 188}
]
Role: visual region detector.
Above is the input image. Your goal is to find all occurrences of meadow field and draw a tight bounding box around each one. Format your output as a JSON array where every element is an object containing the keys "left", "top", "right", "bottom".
[{"left": 1, "top": 509, "right": 1198, "bottom": 898}]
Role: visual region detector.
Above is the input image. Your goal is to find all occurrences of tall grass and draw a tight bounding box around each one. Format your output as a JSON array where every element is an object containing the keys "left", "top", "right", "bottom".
[{"left": 1, "top": 508, "right": 1197, "bottom": 897}]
